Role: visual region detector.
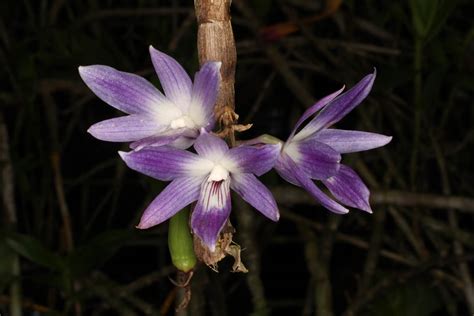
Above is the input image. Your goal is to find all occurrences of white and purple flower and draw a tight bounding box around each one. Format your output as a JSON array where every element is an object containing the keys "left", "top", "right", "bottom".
[
  {"left": 79, "top": 46, "right": 221, "bottom": 149},
  {"left": 274, "top": 70, "right": 392, "bottom": 214},
  {"left": 119, "top": 131, "right": 280, "bottom": 251}
]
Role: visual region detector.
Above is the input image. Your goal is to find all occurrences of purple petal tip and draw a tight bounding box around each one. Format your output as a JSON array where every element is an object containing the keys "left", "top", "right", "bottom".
[
  {"left": 117, "top": 151, "right": 127, "bottom": 160},
  {"left": 136, "top": 222, "right": 150, "bottom": 229}
]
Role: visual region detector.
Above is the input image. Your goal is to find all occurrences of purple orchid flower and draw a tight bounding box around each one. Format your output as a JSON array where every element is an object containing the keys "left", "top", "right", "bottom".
[
  {"left": 79, "top": 46, "right": 221, "bottom": 149},
  {"left": 274, "top": 70, "right": 392, "bottom": 214},
  {"left": 119, "top": 131, "right": 280, "bottom": 251}
]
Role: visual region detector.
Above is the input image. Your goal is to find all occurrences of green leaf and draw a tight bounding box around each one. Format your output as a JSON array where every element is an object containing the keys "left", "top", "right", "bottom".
[
  {"left": 410, "top": 0, "right": 458, "bottom": 41},
  {"left": 364, "top": 279, "right": 443, "bottom": 316},
  {"left": 66, "top": 229, "right": 136, "bottom": 277},
  {"left": 2, "top": 231, "right": 64, "bottom": 271},
  {"left": 0, "top": 240, "right": 17, "bottom": 292}
]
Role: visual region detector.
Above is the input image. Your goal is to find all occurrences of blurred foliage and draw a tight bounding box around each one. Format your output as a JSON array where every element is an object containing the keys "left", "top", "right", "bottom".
[{"left": 0, "top": 0, "right": 473, "bottom": 315}]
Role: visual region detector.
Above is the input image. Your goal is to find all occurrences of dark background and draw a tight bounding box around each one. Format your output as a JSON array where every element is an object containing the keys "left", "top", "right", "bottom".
[{"left": 1, "top": 0, "right": 474, "bottom": 315}]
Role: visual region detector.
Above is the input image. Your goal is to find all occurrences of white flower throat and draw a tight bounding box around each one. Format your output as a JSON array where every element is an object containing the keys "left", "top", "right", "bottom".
[
  {"left": 207, "top": 164, "right": 229, "bottom": 182},
  {"left": 170, "top": 115, "right": 195, "bottom": 129}
]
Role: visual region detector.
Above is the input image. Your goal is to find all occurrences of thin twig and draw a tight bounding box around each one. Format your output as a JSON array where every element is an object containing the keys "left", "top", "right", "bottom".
[
  {"left": 233, "top": 0, "right": 315, "bottom": 107},
  {"left": 280, "top": 208, "right": 416, "bottom": 266},
  {"left": 432, "top": 135, "right": 474, "bottom": 313},
  {"left": 76, "top": 8, "right": 192, "bottom": 27},
  {"left": 342, "top": 254, "right": 474, "bottom": 316},
  {"left": 235, "top": 198, "right": 269, "bottom": 315},
  {"left": 0, "top": 113, "right": 22, "bottom": 316},
  {"left": 271, "top": 186, "right": 474, "bottom": 213}
]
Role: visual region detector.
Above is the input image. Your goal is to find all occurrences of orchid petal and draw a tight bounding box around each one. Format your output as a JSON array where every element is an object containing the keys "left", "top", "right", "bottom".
[
  {"left": 87, "top": 115, "right": 158, "bottom": 142},
  {"left": 311, "top": 129, "right": 392, "bottom": 154},
  {"left": 119, "top": 147, "right": 213, "bottom": 181},
  {"left": 130, "top": 128, "right": 198, "bottom": 151},
  {"left": 137, "top": 177, "right": 202, "bottom": 229},
  {"left": 193, "top": 132, "right": 229, "bottom": 161},
  {"left": 288, "top": 86, "right": 345, "bottom": 140},
  {"left": 225, "top": 143, "right": 281, "bottom": 176},
  {"left": 149, "top": 46, "right": 192, "bottom": 110},
  {"left": 275, "top": 155, "right": 349, "bottom": 214},
  {"left": 231, "top": 173, "right": 279, "bottom": 221},
  {"left": 323, "top": 165, "right": 372, "bottom": 213},
  {"left": 79, "top": 65, "right": 165, "bottom": 115},
  {"left": 274, "top": 154, "right": 300, "bottom": 186},
  {"left": 191, "top": 178, "right": 232, "bottom": 251},
  {"left": 284, "top": 140, "right": 341, "bottom": 180},
  {"left": 294, "top": 71, "right": 376, "bottom": 141},
  {"left": 189, "top": 62, "right": 221, "bottom": 128}
]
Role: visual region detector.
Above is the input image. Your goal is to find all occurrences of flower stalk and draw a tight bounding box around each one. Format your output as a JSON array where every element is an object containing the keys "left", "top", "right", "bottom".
[{"left": 195, "top": 0, "right": 237, "bottom": 144}]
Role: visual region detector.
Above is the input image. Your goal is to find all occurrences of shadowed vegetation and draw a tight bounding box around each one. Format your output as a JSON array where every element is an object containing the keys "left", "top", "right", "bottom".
[{"left": 1, "top": 0, "right": 473, "bottom": 315}]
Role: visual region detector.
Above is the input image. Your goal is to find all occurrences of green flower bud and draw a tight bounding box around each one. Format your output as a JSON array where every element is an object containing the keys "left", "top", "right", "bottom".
[{"left": 168, "top": 208, "right": 196, "bottom": 272}]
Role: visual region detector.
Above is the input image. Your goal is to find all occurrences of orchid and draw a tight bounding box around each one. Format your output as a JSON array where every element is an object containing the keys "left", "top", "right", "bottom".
[
  {"left": 79, "top": 46, "right": 221, "bottom": 149},
  {"left": 274, "top": 70, "right": 392, "bottom": 214},
  {"left": 119, "top": 131, "right": 280, "bottom": 251}
]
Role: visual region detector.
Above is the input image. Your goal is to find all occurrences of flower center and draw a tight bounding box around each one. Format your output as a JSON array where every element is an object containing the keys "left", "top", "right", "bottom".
[
  {"left": 207, "top": 164, "right": 229, "bottom": 182},
  {"left": 170, "top": 115, "right": 195, "bottom": 129},
  {"left": 283, "top": 142, "right": 300, "bottom": 161}
]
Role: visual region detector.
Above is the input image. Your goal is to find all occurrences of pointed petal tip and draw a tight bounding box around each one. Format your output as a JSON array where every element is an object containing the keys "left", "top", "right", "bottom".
[
  {"left": 272, "top": 211, "right": 281, "bottom": 222},
  {"left": 206, "top": 240, "right": 217, "bottom": 252},
  {"left": 195, "top": 234, "right": 217, "bottom": 252},
  {"left": 362, "top": 198, "right": 373, "bottom": 213},
  {"left": 117, "top": 151, "right": 127, "bottom": 160},
  {"left": 86, "top": 125, "right": 99, "bottom": 138},
  {"left": 338, "top": 208, "right": 350, "bottom": 214},
  {"left": 148, "top": 45, "right": 163, "bottom": 57},
  {"left": 78, "top": 65, "right": 95, "bottom": 76},
  {"left": 203, "top": 60, "right": 222, "bottom": 70},
  {"left": 136, "top": 222, "right": 150, "bottom": 229},
  {"left": 78, "top": 65, "right": 88, "bottom": 78},
  {"left": 137, "top": 215, "right": 160, "bottom": 229}
]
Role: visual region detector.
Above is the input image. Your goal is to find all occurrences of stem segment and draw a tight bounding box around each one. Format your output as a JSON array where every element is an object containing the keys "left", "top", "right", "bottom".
[{"left": 195, "top": 0, "right": 237, "bottom": 143}]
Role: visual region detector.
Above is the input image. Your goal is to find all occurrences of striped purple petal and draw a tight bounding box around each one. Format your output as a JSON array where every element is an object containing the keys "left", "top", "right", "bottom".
[
  {"left": 231, "top": 173, "right": 279, "bottom": 221},
  {"left": 322, "top": 165, "right": 372, "bottom": 213},
  {"left": 189, "top": 62, "right": 221, "bottom": 129},
  {"left": 149, "top": 46, "right": 192, "bottom": 110},
  {"left": 288, "top": 86, "right": 344, "bottom": 140},
  {"left": 275, "top": 155, "right": 349, "bottom": 214},
  {"left": 87, "top": 114, "right": 159, "bottom": 142},
  {"left": 79, "top": 65, "right": 165, "bottom": 115},
  {"left": 137, "top": 176, "right": 203, "bottom": 229},
  {"left": 191, "top": 178, "right": 232, "bottom": 251},
  {"left": 284, "top": 140, "right": 341, "bottom": 180},
  {"left": 311, "top": 129, "right": 392, "bottom": 154},
  {"left": 129, "top": 128, "right": 198, "bottom": 151},
  {"left": 119, "top": 146, "right": 210, "bottom": 181},
  {"left": 225, "top": 143, "right": 281, "bottom": 176},
  {"left": 294, "top": 71, "right": 376, "bottom": 141},
  {"left": 193, "top": 132, "right": 229, "bottom": 161}
]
